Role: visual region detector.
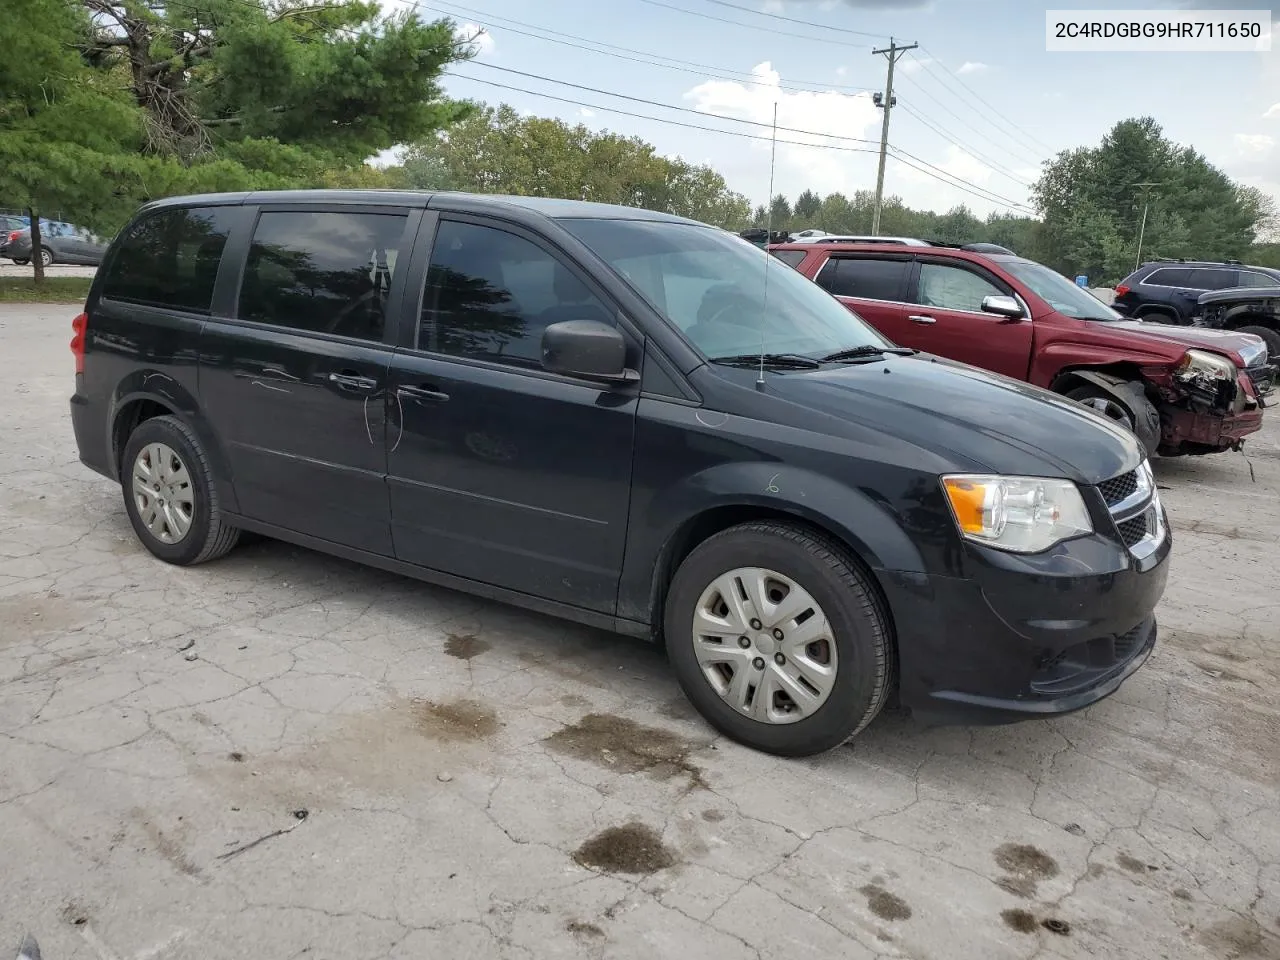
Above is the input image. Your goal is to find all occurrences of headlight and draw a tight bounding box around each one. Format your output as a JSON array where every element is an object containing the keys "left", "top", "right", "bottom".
[
  {"left": 1176, "top": 349, "right": 1236, "bottom": 382},
  {"left": 941, "top": 475, "right": 1093, "bottom": 554}
]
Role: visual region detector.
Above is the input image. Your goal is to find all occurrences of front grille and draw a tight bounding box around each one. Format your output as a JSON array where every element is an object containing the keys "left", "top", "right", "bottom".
[
  {"left": 1117, "top": 514, "right": 1148, "bottom": 548},
  {"left": 1098, "top": 470, "right": 1138, "bottom": 506}
]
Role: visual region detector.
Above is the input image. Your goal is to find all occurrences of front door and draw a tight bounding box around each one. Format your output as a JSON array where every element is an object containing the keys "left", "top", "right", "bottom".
[
  {"left": 813, "top": 254, "right": 914, "bottom": 346},
  {"left": 903, "top": 258, "right": 1034, "bottom": 379},
  {"left": 200, "top": 205, "right": 417, "bottom": 555},
  {"left": 386, "top": 215, "right": 638, "bottom": 614}
]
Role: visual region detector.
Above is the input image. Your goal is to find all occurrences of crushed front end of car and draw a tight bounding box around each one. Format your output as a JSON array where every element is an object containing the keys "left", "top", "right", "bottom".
[{"left": 1148, "top": 346, "right": 1269, "bottom": 455}]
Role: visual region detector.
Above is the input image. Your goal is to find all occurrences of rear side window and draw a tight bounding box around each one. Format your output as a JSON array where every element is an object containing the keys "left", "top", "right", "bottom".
[
  {"left": 915, "top": 262, "right": 1005, "bottom": 312},
  {"left": 420, "top": 219, "right": 613, "bottom": 369},
  {"left": 238, "top": 210, "right": 408, "bottom": 342},
  {"left": 816, "top": 257, "right": 909, "bottom": 300},
  {"left": 1238, "top": 270, "right": 1278, "bottom": 288},
  {"left": 1143, "top": 267, "right": 1191, "bottom": 286},
  {"left": 1191, "top": 268, "right": 1236, "bottom": 289},
  {"left": 770, "top": 249, "right": 807, "bottom": 269},
  {"left": 101, "top": 207, "right": 237, "bottom": 313}
]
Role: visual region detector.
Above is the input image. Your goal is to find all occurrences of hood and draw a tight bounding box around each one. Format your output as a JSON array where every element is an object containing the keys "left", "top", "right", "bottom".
[
  {"left": 767, "top": 354, "right": 1143, "bottom": 485},
  {"left": 1198, "top": 285, "right": 1280, "bottom": 305},
  {"left": 1103, "top": 319, "right": 1262, "bottom": 365}
]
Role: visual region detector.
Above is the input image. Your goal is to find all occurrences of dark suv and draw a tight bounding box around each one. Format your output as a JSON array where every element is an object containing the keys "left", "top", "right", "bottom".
[
  {"left": 1114, "top": 259, "right": 1280, "bottom": 325},
  {"left": 71, "top": 190, "right": 1170, "bottom": 756}
]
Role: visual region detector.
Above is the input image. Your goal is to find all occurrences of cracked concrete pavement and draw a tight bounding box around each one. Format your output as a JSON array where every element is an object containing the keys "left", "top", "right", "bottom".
[{"left": 1, "top": 302, "right": 1278, "bottom": 960}]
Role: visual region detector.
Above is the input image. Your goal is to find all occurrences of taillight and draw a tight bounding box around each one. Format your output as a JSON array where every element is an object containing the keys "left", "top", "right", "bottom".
[
  {"left": 71, "top": 312, "right": 87, "bottom": 374},
  {"left": 1114, "top": 284, "right": 1130, "bottom": 298},
  {"left": 6, "top": 231, "right": 17, "bottom": 244}
]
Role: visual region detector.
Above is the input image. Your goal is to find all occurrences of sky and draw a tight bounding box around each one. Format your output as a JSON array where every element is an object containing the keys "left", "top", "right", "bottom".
[{"left": 387, "top": 0, "right": 1280, "bottom": 224}]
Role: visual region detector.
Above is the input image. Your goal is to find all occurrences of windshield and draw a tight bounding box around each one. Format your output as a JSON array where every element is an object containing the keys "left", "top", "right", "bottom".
[
  {"left": 1000, "top": 258, "right": 1122, "bottom": 320},
  {"left": 559, "top": 219, "right": 892, "bottom": 360}
]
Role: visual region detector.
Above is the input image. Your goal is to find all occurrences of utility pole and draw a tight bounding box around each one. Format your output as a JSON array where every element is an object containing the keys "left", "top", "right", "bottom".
[
  {"left": 1133, "top": 182, "right": 1159, "bottom": 270},
  {"left": 871, "top": 37, "right": 917, "bottom": 236}
]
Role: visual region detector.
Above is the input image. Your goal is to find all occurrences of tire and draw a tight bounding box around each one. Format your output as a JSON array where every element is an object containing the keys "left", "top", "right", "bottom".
[
  {"left": 1237, "top": 325, "right": 1280, "bottom": 365},
  {"left": 11, "top": 258, "right": 29, "bottom": 266},
  {"left": 121, "top": 415, "right": 239, "bottom": 565},
  {"left": 1066, "top": 382, "right": 1161, "bottom": 456},
  {"left": 664, "top": 521, "right": 893, "bottom": 757},
  {"left": 1137, "top": 309, "right": 1179, "bottom": 326},
  {"left": 38, "top": 247, "right": 53, "bottom": 267}
]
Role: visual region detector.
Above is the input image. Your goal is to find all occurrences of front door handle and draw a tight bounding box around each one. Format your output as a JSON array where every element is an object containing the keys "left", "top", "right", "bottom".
[
  {"left": 328, "top": 371, "right": 378, "bottom": 392},
  {"left": 396, "top": 384, "right": 450, "bottom": 403},
  {"left": 908, "top": 314, "right": 937, "bottom": 325}
]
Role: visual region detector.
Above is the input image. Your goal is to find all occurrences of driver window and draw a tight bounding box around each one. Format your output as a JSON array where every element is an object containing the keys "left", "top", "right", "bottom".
[
  {"left": 915, "top": 263, "right": 1004, "bottom": 313},
  {"left": 238, "top": 210, "right": 407, "bottom": 341}
]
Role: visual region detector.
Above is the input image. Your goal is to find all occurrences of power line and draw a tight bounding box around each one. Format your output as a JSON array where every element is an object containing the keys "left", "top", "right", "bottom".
[
  {"left": 464, "top": 61, "right": 880, "bottom": 146},
  {"left": 447, "top": 71, "right": 1036, "bottom": 213},
  {"left": 693, "top": 0, "right": 890, "bottom": 39},
  {"left": 417, "top": 0, "right": 876, "bottom": 93},
  {"left": 637, "top": 0, "right": 868, "bottom": 48},
  {"left": 895, "top": 60, "right": 1047, "bottom": 169},
  {"left": 908, "top": 50, "right": 1057, "bottom": 159},
  {"left": 895, "top": 101, "right": 1036, "bottom": 188}
]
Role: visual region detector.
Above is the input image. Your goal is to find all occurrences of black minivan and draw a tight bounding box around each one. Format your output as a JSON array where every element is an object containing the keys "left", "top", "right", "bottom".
[{"left": 70, "top": 190, "right": 1171, "bottom": 756}]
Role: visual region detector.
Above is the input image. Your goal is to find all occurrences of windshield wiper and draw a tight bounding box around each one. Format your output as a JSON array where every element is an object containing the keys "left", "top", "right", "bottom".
[
  {"left": 818, "top": 345, "right": 917, "bottom": 362},
  {"left": 710, "top": 353, "right": 822, "bottom": 370}
]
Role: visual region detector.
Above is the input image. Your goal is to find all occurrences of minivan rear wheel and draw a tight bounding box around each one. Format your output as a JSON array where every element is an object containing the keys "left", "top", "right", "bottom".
[
  {"left": 664, "top": 521, "right": 892, "bottom": 756},
  {"left": 121, "top": 415, "right": 239, "bottom": 565}
]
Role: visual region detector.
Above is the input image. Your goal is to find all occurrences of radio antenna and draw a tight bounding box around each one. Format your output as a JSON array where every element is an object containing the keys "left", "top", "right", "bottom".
[{"left": 758, "top": 100, "right": 779, "bottom": 389}]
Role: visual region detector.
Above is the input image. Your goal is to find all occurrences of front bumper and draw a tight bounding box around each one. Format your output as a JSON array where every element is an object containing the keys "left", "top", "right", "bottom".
[
  {"left": 1160, "top": 371, "right": 1265, "bottom": 451},
  {"left": 880, "top": 519, "right": 1170, "bottom": 724}
]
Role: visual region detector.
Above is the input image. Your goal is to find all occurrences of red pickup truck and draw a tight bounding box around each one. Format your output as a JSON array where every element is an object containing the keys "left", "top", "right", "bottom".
[{"left": 770, "top": 241, "right": 1271, "bottom": 457}]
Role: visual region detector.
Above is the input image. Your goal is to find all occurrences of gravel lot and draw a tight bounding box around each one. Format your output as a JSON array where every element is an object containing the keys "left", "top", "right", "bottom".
[{"left": 1, "top": 303, "right": 1277, "bottom": 960}]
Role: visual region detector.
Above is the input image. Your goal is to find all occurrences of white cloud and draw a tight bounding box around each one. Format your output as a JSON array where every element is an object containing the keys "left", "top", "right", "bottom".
[
  {"left": 1265, "top": 102, "right": 1280, "bottom": 119},
  {"left": 1235, "top": 133, "right": 1276, "bottom": 157},
  {"left": 956, "top": 61, "right": 989, "bottom": 76},
  {"left": 900, "top": 57, "right": 934, "bottom": 76},
  {"left": 455, "top": 22, "right": 495, "bottom": 55},
  {"left": 579, "top": 108, "right": 596, "bottom": 118},
  {"left": 684, "top": 62, "right": 881, "bottom": 202}
]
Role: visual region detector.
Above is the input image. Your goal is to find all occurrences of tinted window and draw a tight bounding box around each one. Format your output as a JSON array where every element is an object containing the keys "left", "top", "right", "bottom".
[
  {"left": 1239, "top": 270, "right": 1279, "bottom": 288},
  {"left": 817, "top": 257, "right": 909, "bottom": 300},
  {"left": 1144, "top": 267, "right": 1191, "bottom": 286},
  {"left": 102, "top": 207, "right": 236, "bottom": 313},
  {"left": 238, "top": 210, "right": 406, "bottom": 341},
  {"left": 420, "top": 220, "right": 614, "bottom": 367},
  {"left": 1191, "top": 268, "right": 1236, "bottom": 290},
  {"left": 770, "top": 249, "right": 807, "bottom": 269},
  {"left": 915, "top": 263, "right": 1004, "bottom": 312}
]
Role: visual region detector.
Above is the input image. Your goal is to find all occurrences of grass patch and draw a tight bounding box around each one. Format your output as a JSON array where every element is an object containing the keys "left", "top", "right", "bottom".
[{"left": 0, "top": 277, "right": 92, "bottom": 304}]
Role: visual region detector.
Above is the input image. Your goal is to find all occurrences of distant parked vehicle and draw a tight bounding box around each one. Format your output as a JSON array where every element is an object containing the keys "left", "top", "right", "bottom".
[
  {"left": 6, "top": 221, "right": 109, "bottom": 267},
  {"left": 1113, "top": 258, "right": 1280, "bottom": 325},
  {"left": 1194, "top": 285, "right": 1280, "bottom": 363}
]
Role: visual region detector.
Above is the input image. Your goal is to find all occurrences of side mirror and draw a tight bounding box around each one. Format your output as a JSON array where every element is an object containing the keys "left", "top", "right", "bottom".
[
  {"left": 981, "top": 294, "right": 1025, "bottom": 320},
  {"left": 541, "top": 320, "right": 637, "bottom": 383}
]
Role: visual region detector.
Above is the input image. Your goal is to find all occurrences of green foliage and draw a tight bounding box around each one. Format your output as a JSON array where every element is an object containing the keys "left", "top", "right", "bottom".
[
  {"left": 0, "top": 277, "right": 94, "bottom": 303},
  {"left": 1033, "top": 117, "right": 1265, "bottom": 280},
  {"left": 399, "top": 104, "right": 751, "bottom": 227},
  {"left": 0, "top": 0, "right": 147, "bottom": 238}
]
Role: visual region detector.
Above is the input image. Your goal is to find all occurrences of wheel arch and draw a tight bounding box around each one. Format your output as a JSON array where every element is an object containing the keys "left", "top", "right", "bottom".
[
  {"left": 1134, "top": 304, "right": 1179, "bottom": 323},
  {"left": 1221, "top": 310, "right": 1280, "bottom": 332},
  {"left": 1048, "top": 365, "right": 1161, "bottom": 456}
]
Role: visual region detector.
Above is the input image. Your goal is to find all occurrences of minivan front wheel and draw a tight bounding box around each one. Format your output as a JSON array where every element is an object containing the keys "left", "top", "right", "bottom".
[
  {"left": 664, "top": 522, "right": 892, "bottom": 756},
  {"left": 121, "top": 415, "right": 239, "bottom": 565}
]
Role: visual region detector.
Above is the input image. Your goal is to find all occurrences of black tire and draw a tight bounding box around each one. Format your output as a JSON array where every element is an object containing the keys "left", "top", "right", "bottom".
[
  {"left": 120, "top": 415, "right": 239, "bottom": 565},
  {"left": 1066, "top": 382, "right": 1161, "bottom": 456},
  {"left": 664, "top": 521, "right": 893, "bottom": 757},
  {"left": 11, "top": 258, "right": 29, "bottom": 266},
  {"left": 38, "top": 247, "right": 53, "bottom": 267},
  {"left": 1136, "top": 309, "right": 1179, "bottom": 326},
  {"left": 1237, "top": 325, "right": 1280, "bottom": 365}
]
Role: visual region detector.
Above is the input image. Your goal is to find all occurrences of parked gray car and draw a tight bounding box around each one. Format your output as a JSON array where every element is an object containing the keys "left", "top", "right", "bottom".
[{"left": 7, "top": 221, "right": 108, "bottom": 266}]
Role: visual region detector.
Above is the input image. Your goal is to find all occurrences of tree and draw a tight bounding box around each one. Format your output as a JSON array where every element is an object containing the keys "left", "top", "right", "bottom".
[
  {"left": 83, "top": 0, "right": 473, "bottom": 177},
  {"left": 0, "top": 0, "right": 146, "bottom": 281},
  {"left": 793, "top": 189, "right": 821, "bottom": 223},
  {"left": 1032, "top": 117, "right": 1264, "bottom": 279},
  {"left": 768, "top": 194, "right": 792, "bottom": 230},
  {"left": 400, "top": 104, "right": 750, "bottom": 226}
]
